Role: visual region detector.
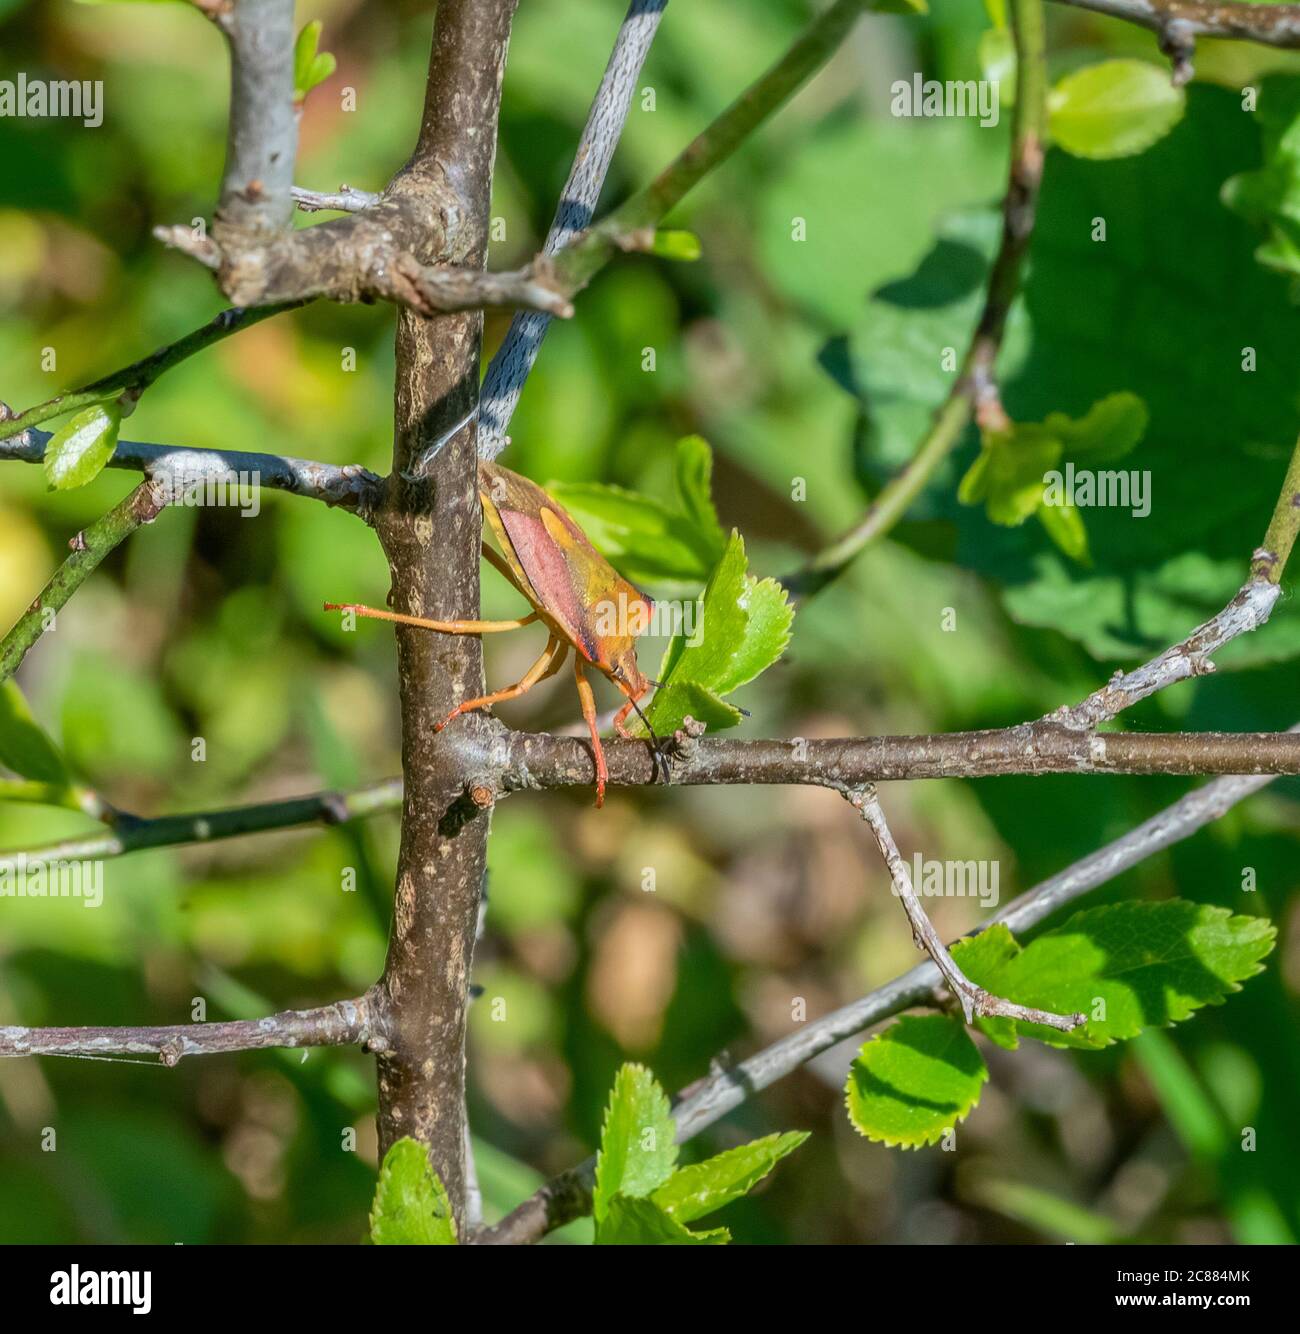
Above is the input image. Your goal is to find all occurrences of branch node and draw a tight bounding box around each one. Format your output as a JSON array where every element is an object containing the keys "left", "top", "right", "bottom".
[
  {"left": 668, "top": 715, "right": 708, "bottom": 762},
  {"left": 1158, "top": 19, "right": 1197, "bottom": 86},
  {"left": 153, "top": 224, "right": 222, "bottom": 270},
  {"left": 468, "top": 782, "right": 496, "bottom": 810}
]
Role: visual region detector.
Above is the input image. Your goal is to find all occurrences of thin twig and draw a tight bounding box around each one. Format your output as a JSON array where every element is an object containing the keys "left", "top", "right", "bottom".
[
  {"left": 550, "top": 0, "right": 874, "bottom": 301},
  {"left": 0, "top": 479, "right": 171, "bottom": 685},
  {"left": 495, "top": 725, "right": 1300, "bottom": 790},
  {"left": 3, "top": 427, "right": 383, "bottom": 518},
  {"left": 1050, "top": 433, "right": 1300, "bottom": 730},
  {"left": 0, "top": 779, "right": 118, "bottom": 822},
  {"left": 0, "top": 777, "right": 403, "bottom": 873},
  {"left": 0, "top": 993, "right": 385, "bottom": 1066},
  {"left": 840, "top": 784, "right": 1084, "bottom": 1030},
  {"left": 474, "top": 739, "right": 1297, "bottom": 1244},
  {"left": 4, "top": 720, "right": 1300, "bottom": 872},
  {"left": 1047, "top": 582, "right": 1280, "bottom": 730},
  {"left": 1054, "top": 0, "right": 1300, "bottom": 50},
  {"left": 1251, "top": 435, "right": 1300, "bottom": 583},
  {"left": 785, "top": 0, "right": 1047, "bottom": 596},
  {"left": 476, "top": 0, "right": 669, "bottom": 457}
]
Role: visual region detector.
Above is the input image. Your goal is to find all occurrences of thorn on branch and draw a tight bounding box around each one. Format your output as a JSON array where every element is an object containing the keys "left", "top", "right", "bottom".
[
  {"left": 292, "top": 184, "right": 381, "bottom": 214},
  {"left": 153, "top": 224, "right": 222, "bottom": 270},
  {"left": 190, "top": 0, "right": 233, "bottom": 26},
  {"left": 319, "top": 792, "right": 351, "bottom": 825},
  {"left": 1159, "top": 20, "right": 1197, "bottom": 86},
  {"left": 668, "top": 715, "right": 708, "bottom": 762}
]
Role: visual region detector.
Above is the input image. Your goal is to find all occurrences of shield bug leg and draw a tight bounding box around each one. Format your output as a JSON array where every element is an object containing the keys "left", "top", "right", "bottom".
[
  {"left": 614, "top": 688, "right": 670, "bottom": 786},
  {"left": 434, "top": 637, "right": 567, "bottom": 733},
  {"left": 573, "top": 657, "right": 608, "bottom": 807},
  {"left": 324, "top": 601, "right": 541, "bottom": 634}
]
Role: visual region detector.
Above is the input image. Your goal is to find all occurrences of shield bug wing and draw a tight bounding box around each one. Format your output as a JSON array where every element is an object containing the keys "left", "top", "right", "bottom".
[
  {"left": 538, "top": 507, "right": 652, "bottom": 687},
  {"left": 478, "top": 459, "right": 596, "bottom": 658},
  {"left": 478, "top": 458, "right": 653, "bottom": 692}
]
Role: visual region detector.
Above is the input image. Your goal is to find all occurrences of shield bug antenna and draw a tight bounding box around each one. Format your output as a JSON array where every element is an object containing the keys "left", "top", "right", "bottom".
[{"left": 625, "top": 690, "right": 671, "bottom": 786}]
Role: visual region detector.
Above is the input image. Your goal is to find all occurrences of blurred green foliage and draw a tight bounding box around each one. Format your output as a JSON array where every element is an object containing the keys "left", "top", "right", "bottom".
[{"left": 1, "top": 0, "right": 1299, "bottom": 1245}]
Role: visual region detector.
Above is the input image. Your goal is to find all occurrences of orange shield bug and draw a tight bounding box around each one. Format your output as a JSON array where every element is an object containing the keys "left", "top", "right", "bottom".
[{"left": 326, "top": 458, "right": 656, "bottom": 806}]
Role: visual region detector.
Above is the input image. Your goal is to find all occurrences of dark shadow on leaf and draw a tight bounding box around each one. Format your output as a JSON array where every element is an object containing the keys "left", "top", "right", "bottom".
[
  {"left": 845, "top": 1064, "right": 966, "bottom": 1116},
  {"left": 875, "top": 237, "right": 988, "bottom": 309}
]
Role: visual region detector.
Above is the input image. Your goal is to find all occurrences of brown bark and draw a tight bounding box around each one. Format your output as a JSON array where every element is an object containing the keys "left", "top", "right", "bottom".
[{"left": 371, "top": 0, "right": 518, "bottom": 1229}]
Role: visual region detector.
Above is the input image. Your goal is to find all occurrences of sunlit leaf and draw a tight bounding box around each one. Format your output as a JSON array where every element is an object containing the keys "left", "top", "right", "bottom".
[
  {"left": 652, "top": 1132, "right": 808, "bottom": 1223},
  {"left": 1048, "top": 60, "right": 1185, "bottom": 160},
  {"left": 845, "top": 1015, "right": 988, "bottom": 1148},
  {"left": 957, "top": 901, "right": 1277, "bottom": 1050},
  {"left": 592, "top": 1064, "right": 677, "bottom": 1223},
  {"left": 294, "top": 20, "right": 337, "bottom": 102},
  {"left": 43, "top": 403, "right": 121, "bottom": 491},
  {"left": 368, "top": 1138, "right": 457, "bottom": 1245},
  {"left": 597, "top": 1196, "right": 728, "bottom": 1245}
]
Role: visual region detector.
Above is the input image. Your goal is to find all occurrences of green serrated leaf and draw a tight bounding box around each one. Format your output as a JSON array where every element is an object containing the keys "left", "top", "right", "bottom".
[
  {"left": 1048, "top": 60, "right": 1185, "bottom": 161},
  {"left": 960, "top": 901, "right": 1277, "bottom": 1050},
  {"left": 672, "top": 435, "right": 726, "bottom": 553},
  {"left": 960, "top": 392, "right": 1145, "bottom": 545},
  {"left": 546, "top": 481, "right": 720, "bottom": 585},
  {"left": 0, "top": 680, "right": 71, "bottom": 785},
  {"left": 639, "top": 680, "right": 742, "bottom": 737},
  {"left": 951, "top": 925, "right": 1021, "bottom": 1050},
  {"left": 643, "top": 532, "right": 793, "bottom": 735},
  {"left": 596, "top": 1196, "right": 729, "bottom": 1245},
  {"left": 652, "top": 1131, "right": 808, "bottom": 1223},
  {"left": 368, "top": 1138, "right": 457, "bottom": 1245},
  {"left": 845, "top": 1014, "right": 988, "bottom": 1148},
  {"left": 43, "top": 403, "right": 121, "bottom": 491},
  {"left": 593, "top": 1064, "right": 677, "bottom": 1223},
  {"left": 650, "top": 230, "right": 701, "bottom": 262},
  {"left": 724, "top": 572, "right": 795, "bottom": 693}
]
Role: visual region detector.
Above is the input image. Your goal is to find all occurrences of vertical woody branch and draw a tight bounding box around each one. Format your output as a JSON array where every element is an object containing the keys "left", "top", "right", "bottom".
[
  {"left": 213, "top": 0, "right": 300, "bottom": 242},
  {"left": 371, "top": 0, "right": 519, "bottom": 1228}
]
